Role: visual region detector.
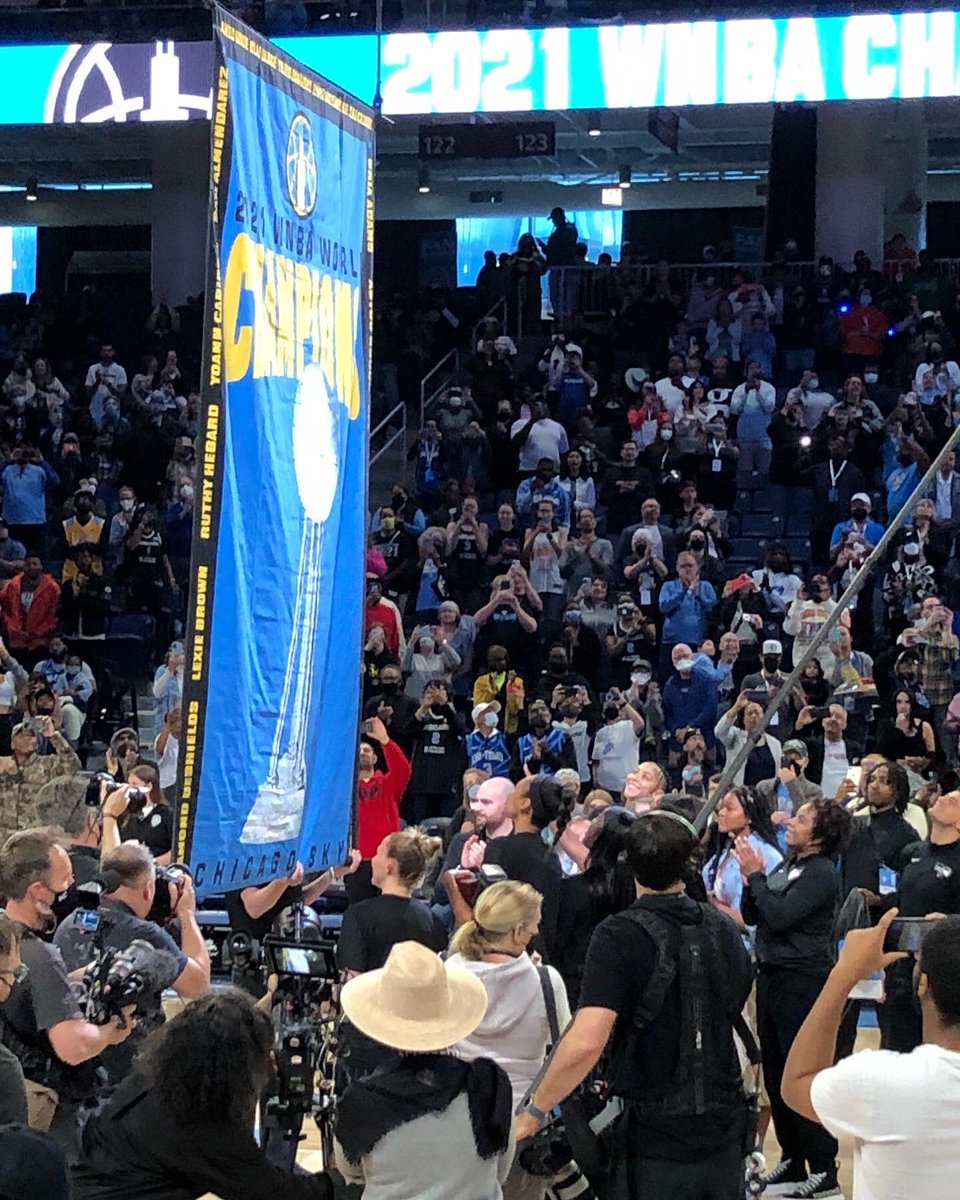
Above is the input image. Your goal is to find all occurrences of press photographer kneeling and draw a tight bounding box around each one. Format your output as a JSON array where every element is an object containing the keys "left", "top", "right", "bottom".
[
  {"left": 0, "top": 828, "right": 134, "bottom": 1160},
  {"left": 54, "top": 842, "right": 211, "bottom": 1084}
]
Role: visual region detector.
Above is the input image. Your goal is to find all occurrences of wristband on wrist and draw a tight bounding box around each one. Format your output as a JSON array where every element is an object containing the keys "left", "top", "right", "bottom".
[{"left": 525, "top": 1102, "right": 548, "bottom": 1122}]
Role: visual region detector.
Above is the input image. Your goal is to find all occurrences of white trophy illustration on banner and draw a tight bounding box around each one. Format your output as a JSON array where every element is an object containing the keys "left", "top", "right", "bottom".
[{"left": 241, "top": 362, "right": 341, "bottom": 844}]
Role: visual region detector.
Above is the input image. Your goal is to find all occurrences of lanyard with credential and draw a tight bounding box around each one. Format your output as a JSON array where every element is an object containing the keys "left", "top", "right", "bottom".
[{"left": 828, "top": 459, "right": 846, "bottom": 502}]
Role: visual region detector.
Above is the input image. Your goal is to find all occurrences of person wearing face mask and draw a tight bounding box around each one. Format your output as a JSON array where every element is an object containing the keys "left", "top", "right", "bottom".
[
  {"left": 60, "top": 490, "right": 104, "bottom": 585},
  {"left": 363, "top": 662, "right": 418, "bottom": 756},
  {"left": 0, "top": 828, "right": 134, "bottom": 1160},
  {"left": 533, "top": 642, "right": 595, "bottom": 712},
  {"left": 838, "top": 287, "right": 887, "bottom": 373},
  {"left": 753, "top": 545, "right": 802, "bottom": 628},
  {"left": 436, "top": 384, "right": 479, "bottom": 449},
  {"left": 466, "top": 702, "right": 511, "bottom": 779},
  {"left": 401, "top": 626, "right": 461, "bottom": 701},
  {"left": 739, "top": 638, "right": 796, "bottom": 739},
  {"left": 883, "top": 539, "right": 938, "bottom": 635},
  {"left": 663, "top": 642, "right": 719, "bottom": 761},
  {"left": 913, "top": 341, "right": 960, "bottom": 398},
  {"left": 783, "top": 574, "right": 848, "bottom": 674},
  {"left": 730, "top": 360, "right": 776, "bottom": 476},
  {"left": 552, "top": 693, "right": 592, "bottom": 786},
  {"left": 604, "top": 595, "right": 658, "bottom": 689},
  {"left": 614, "top": 496, "right": 677, "bottom": 575},
  {"left": 409, "top": 680, "right": 466, "bottom": 823},
  {"left": 641, "top": 422, "right": 685, "bottom": 510},
  {"left": 590, "top": 687, "right": 645, "bottom": 801},
  {"left": 107, "top": 486, "right": 139, "bottom": 563},
  {"left": 828, "top": 492, "right": 884, "bottom": 562},
  {"left": 506, "top": 699, "right": 572, "bottom": 778}
]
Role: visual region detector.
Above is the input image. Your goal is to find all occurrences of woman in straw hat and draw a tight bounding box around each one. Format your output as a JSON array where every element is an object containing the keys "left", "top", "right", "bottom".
[{"left": 334, "top": 940, "right": 515, "bottom": 1199}]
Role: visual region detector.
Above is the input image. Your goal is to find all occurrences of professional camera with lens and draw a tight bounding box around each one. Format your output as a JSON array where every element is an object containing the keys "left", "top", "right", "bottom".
[
  {"left": 146, "top": 864, "right": 190, "bottom": 928},
  {"left": 257, "top": 916, "right": 341, "bottom": 1170},
  {"left": 69, "top": 881, "right": 177, "bottom": 1026},
  {"left": 125, "top": 785, "right": 151, "bottom": 816}
]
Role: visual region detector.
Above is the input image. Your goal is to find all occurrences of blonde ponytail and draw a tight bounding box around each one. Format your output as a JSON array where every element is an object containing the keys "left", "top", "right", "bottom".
[{"left": 450, "top": 880, "right": 542, "bottom": 960}]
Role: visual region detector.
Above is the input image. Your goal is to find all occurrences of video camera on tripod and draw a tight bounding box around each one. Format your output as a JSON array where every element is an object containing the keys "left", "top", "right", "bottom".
[
  {"left": 69, "top": 881, "right": 179, "bottom": 1027},
  {"left": 229, "top": 899, "right": 342, "bottom": 1169}
]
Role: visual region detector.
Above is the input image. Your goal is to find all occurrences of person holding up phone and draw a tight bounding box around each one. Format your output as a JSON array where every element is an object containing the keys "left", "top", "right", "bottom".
[
  {"left": 782, "top": 909, "right": 960, "bottom": 1200},
  {"left": 882, "top": 788, "right": 960, "bottom": 1051}
]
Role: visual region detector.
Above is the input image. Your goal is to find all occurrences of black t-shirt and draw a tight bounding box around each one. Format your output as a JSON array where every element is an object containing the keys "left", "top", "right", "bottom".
[
  {"left": 120, "top": 805, "right": 173, "bottom": 858},
  {"left": 0, "top": 923, "right": 87, "bottom": 1096},
  {"left": 898, "top": 838, "right": 960, "bottom": 917},
  {"left": 225, "top": 885, "right": 303, "bottom": 942},
  {"left": 336, "top": 894, "right": 448, "bottom": 974},
  {"left": 579, "top": 895, "right": 751, "bottom": 1160},
  {"left": 484, "top": 831, "right": 562, "bottom": 960}
]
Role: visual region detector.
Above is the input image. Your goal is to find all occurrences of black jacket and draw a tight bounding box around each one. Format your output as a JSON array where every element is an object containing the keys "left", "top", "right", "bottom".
[
  {"left": 72, "top": 1073, "right": 331, "bottom": 1200},
  {"left": 742, "top": 852, "right": 840, "bottom": 973}
]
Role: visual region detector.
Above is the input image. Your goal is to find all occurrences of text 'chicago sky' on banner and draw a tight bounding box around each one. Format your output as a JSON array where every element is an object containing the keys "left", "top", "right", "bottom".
[{"left": 176, "top": 7, "right": 374, "bottom": 897}]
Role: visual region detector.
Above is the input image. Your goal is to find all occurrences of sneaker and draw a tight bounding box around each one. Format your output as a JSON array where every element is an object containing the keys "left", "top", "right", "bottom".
[
  {"left": 781, "top": 1174, "right": 843, "bottom": 1199},
  {"left": 760, "top": 1160, "right": 806, "bottom": 1195}
]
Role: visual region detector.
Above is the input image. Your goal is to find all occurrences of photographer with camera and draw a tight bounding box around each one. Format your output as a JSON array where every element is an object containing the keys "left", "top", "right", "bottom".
[
  {"left": 0, "top": 716, "right": 81, "bottom": 842},
  {"left": 53, "top": 843, "right": 210, "bottom": 1084},
  {"left": 0, "top": 829, "right": 134, "bottom": 1159},
  {"left": 72, "top": 990, "right": 334, "bottom": 1200},
  {"left": 99, "top": 764, "right": 172, "bottom": 863}
]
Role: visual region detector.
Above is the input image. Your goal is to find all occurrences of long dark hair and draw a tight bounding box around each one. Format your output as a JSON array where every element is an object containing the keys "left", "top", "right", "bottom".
[
  {"left": 704, "top": 785, "right": 778, "bottom": 873},
  {"left": 581, "top": 809, "right": 637, "bottom": 922},
  {"left": 137, "top": 990, "right": 274, "bottom": 1128}
]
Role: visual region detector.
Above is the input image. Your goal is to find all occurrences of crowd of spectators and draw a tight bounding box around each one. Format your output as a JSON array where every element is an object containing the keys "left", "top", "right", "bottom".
[
  {"left": 352, "top": 231, "right": 960, "bottom": 1198},
  {"left": 6, "top": 232, "right": 960, "bottom": 1200}
]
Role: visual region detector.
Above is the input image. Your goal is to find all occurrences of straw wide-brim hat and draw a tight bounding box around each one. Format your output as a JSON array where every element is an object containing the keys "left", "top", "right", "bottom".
[{"left": 341, "top": 940, "right": 488, "bottom": 1052}]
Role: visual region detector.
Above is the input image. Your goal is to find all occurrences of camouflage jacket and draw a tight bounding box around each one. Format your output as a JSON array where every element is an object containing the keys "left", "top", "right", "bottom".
[{"left": 0, "top": 735, "right": 83, "bottom": 842}]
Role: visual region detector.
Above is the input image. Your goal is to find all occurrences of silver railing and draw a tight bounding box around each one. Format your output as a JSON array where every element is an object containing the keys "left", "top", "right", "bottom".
[{"left": 369, "top": 398, "right": 407, "bottom": 470}]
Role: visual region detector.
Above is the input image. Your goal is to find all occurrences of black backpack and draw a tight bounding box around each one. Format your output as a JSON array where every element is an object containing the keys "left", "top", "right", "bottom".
[{"left": 617, "top": 904, "right": 756, "bottom": 1118}]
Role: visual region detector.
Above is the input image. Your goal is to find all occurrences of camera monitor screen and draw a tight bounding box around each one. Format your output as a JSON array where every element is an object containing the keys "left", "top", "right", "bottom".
[{"left": 265, "top": 941, "right": 336, "bottom": 978}]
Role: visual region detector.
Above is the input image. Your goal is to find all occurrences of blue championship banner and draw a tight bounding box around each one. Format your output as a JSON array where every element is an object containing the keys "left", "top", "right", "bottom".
[{"left": 176, "top": 9, "right": 375, "bottom": 897}]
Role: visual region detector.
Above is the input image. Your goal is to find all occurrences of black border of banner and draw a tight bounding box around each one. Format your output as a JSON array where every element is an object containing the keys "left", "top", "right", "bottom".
[
  {"left": 175, "top": 7, "right": 376, "bottom": 873},
  {"left": 174, "top": 25, "right": 232, "bottom": 867}
]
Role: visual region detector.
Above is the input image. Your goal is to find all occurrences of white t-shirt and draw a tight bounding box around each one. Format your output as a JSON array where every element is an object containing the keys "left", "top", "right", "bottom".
[
  {"left": 820, "top": 738, "right": 850, "bottom": 802},
  {"left": 85, "top": 361, "right": 127, "bottom": 424},
  {"left": 655, "top": 377, "right": 685, "bottom": 415},
  {"left": 810, "top": 1043, "right": 960, "bottom": 1200},
  {"left": 591, "top": 719, "right": 641, "bottom": 791},
  {"left": 511, "top": 417, "right": 569, "bottom": 471}
]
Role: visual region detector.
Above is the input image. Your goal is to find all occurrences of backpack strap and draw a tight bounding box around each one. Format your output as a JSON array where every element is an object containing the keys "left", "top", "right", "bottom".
[
  {"left": 537, "top": 964, "right": 560, "bottom": 1047},
  {"left": 620, "top": 907, "right": 679, "bottom": 1031}
]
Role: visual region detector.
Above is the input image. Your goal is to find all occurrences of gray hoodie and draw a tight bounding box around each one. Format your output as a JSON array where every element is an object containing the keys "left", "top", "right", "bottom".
[{"left": 448, "top": 952, "right": 571, "bottom": 1109}]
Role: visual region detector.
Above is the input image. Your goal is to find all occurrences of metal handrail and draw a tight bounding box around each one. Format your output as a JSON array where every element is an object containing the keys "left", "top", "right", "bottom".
[
  {"left": 419, "top": 345, "right": 458, "bottom": 427},
  {"left": 471, "top": 296, "right": 507, "bottom": 349},
  {"left": 369, "top": 398, "right": 407, "bottom": 469}
]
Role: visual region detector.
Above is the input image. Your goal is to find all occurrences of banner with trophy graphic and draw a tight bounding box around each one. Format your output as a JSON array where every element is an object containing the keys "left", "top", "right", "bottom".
[{"left": 176, "top": 9, "right": 374, "bottom": 897}]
